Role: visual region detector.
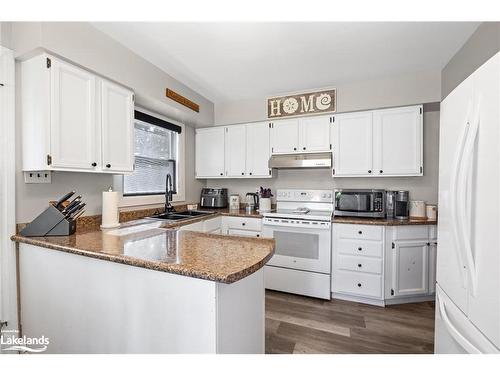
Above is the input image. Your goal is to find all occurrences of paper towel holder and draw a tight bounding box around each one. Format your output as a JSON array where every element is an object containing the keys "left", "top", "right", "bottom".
[{"left": 100, "top": 186, "right": 121, "bottom": 230}]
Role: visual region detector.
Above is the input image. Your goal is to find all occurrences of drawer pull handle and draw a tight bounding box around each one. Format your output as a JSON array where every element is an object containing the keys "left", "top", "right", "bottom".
[
  {"left": 357, "top": 283, "right": 362, "bottom": 287},
  {"left": 358, "top": 230, "right": 362, "bottom": 234},
  {"left": 242, "top": 223, "right": 246, "bottom": 226},
  {"left": 357, "top": 263, "right": 362, "bottom": 268},
  {"left": 358, "top": 247, "right": 362, "bottom": 251}
]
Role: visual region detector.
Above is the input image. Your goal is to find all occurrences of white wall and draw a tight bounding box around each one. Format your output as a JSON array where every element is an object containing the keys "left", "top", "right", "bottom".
[
  {"left": 208, "top": 70, "right": 442, "bottom": 205},
  {"left": 11, "top": 22, "right": 212, "bottom": 223}
]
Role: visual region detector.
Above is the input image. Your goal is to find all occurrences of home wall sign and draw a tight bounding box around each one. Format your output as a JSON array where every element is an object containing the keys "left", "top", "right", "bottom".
[
  {"left": 166, "top": 88, "right": 200, "bottom": 113},
  {"left": 267, "top": 88, "right": 336, "bottom": 119}
]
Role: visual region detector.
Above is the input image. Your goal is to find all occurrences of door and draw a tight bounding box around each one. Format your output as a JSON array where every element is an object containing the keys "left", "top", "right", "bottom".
[
  {"left": 270, "top": 119, "right": 299, "bottom": 154},
  {"left": 50, "top": 58, "right": 97, "bottom": 170},
  {"left": 392, "top": 241, "right": 429, "bottom": 296},
  {"left": 100, "top": 79, "right": 134, "bottom": 173},
  {"left": 373, "top": 106, "right": 423, "bottom": 176},
  {"left": 224, "top": 125, "right": 246, "bottom": 177},
  {"left": 428, "top": 241, "right": 437, "bottom": 295},
  {"left": 262, "top": 222, "right": 331, "bottom": 274},
  {"left": 246, "top": 122, "right": 271, "bottom": 177},
  {"left": 299, "top": 115, "right": 331, "bottom": 152},
  {"left": 465, "top": 53, "right": 500, "bottom": 348},
  {"left": 195, "top": 127, "right": 225, "bottom": 178},
  {"left": 437, "top": 74, "right": 473, "bottom": 314},
  {"left": 332, "top": 111, "right": 373, "bottom": 176}
]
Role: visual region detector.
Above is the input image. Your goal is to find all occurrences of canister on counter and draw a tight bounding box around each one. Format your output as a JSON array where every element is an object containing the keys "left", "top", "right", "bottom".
[{"left": 229, "top": 194, "right": 240, "bottom": 211}]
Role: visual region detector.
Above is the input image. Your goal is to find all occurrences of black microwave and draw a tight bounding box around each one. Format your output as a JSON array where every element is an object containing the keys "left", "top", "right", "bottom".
[{"left": 334, "top": 189, "right": 386, "bottom": 218}]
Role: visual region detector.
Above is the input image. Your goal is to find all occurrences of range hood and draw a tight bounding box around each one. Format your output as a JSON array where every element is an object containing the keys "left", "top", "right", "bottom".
[{"left": 268, "top": 152, "right": 332, "bottom": 169}]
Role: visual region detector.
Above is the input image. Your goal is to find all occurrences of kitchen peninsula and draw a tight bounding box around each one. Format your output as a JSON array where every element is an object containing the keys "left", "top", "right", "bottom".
[{"left": 12, "top": 218, "right": 274, "bottom": 354}]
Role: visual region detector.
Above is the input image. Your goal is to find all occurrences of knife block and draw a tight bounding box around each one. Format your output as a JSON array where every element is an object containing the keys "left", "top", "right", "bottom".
[{"left": 20, "top": 205, "right": 76, "bottom": 237}]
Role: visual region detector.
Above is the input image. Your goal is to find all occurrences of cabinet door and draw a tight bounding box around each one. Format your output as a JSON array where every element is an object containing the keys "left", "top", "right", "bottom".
[
  {"left": 246, "top": 122, "right": 271, "bottom": 178},
  {"left": 50, "top": 58, "right": 97, "bottom": 170},
  {"left": 392, "top": 241, "right": 429, "bottom": 296},
  {"left": 299, "top": 115, "right": 332, "bottom": 152},
  {"left": 332, "top": 112, "right": 373, "bottom": 176},
  {"left": 227, "top": 229, "right": 261, "bottom": 238},
  {"left": 100, "top": 79, "right": 134, "bottom": 173},
  {"left": 373, "top": 106, "right": 423, "bottom": 176},
  {"left": 195, "top": 127, "right": 225, "bottom": 178},
  {"left": 270, "top": 119, "right": 299, "bottom": 154},
  {"left": 224, "top": 125, "right": 246, "bottom": 177}
]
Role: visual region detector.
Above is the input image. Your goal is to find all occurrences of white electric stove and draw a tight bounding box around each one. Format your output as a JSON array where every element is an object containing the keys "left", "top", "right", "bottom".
[{"left": 262, "top": 189, "right": 333, "bottom": 299}]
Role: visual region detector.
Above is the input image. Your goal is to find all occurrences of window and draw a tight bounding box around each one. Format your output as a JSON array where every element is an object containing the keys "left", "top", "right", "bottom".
[{"left": 123, "top": 110, "right": 182, "bottom": 198}]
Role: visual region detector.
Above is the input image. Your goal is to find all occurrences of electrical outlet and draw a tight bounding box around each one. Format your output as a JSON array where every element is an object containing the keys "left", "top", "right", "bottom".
[{"left": 24, "top": 171, "right": 52, "bottom": 184}]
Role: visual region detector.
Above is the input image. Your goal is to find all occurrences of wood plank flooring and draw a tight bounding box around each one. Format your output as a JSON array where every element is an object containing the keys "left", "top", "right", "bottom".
[{"left": 265, "top": 290, "right": 435, "bottom": 354}]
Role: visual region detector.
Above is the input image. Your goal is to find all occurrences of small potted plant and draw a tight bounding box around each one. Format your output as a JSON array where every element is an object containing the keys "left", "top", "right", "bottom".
[{"left": 259, "top": 187, "right": 273, "bottom": 212}]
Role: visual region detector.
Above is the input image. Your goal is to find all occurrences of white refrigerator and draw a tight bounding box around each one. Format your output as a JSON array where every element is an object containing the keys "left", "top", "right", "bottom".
[{"left": 435, "top": 51, "right": 500, "bottom": 353}]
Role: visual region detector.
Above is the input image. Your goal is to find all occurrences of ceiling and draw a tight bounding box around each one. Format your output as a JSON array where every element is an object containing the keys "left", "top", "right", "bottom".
[{"left": 93, "top": 22, "right": 479, "bottom": 103}]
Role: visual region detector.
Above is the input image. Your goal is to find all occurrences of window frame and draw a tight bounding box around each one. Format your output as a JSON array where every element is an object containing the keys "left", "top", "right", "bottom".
[{"left": 113, "top": 106, "right": 186, "bottom": 208}]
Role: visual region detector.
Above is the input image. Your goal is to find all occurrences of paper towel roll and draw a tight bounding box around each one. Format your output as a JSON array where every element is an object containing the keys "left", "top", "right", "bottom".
[{"left": 100, "top": 188, "right": 120, "bottom": 229}]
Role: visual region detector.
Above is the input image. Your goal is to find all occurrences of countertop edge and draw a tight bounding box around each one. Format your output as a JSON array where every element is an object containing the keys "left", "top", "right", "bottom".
[{"left": 11, "top": 234, "right": 274, "bottom": 284}]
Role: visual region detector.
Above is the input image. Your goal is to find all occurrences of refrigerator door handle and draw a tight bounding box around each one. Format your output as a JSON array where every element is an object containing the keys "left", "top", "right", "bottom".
[
  {"left": 457, "top": 103, "right": 480, "bottom": 296},
  {"left": 437, "top": 292, "right": 481, "bottom": 354},
  {"left": 450, "top": 112, "right": 471, "bottom": 288}
]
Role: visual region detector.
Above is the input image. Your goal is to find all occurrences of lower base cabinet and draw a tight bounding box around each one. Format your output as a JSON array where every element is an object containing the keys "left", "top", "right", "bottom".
[{"left": 332, "top": 223, "right": 437, "bottom": 306}]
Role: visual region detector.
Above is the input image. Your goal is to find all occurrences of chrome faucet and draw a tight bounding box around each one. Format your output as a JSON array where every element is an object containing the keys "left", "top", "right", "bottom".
[{"left": 165, "top": 173, "right": 175, "bottom": 213}]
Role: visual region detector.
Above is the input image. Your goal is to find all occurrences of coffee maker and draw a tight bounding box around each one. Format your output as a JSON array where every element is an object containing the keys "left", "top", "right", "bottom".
[{"left": 394, "top": 190, "right": 410, "bottom": 220}]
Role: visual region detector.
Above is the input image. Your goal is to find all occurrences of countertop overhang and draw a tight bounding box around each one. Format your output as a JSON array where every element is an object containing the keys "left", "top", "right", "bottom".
[{"left": 12, "top": 214, "right": 274, "bottom": 284}]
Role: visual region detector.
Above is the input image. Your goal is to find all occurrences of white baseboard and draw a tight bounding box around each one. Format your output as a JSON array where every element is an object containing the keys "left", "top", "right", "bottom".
[{"left": 332, "top": 292, "right": 385, "bottom": 307}]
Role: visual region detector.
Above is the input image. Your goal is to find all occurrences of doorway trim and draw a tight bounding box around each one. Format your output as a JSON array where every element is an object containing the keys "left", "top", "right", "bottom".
[{"left": 0, "top": 45, "right": 17, "bottom": 344}]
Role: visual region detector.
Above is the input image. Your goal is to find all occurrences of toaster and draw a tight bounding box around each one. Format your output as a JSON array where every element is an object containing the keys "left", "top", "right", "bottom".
[{"left": 200, "top": 188, "right": 228, "bottom": 208}]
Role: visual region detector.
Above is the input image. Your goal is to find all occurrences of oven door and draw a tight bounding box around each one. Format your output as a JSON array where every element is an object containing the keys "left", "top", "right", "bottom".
[{"left": 262, "top": 218, "right": 331, "bottom": 274}]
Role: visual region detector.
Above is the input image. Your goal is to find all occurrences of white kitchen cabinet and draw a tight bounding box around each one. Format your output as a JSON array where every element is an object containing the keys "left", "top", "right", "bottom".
[
  {"left": 391, "top": 241, "right": 429, "bottom": 297},
  {"left": 101, "top": 79, "right": 134, "bottom": 173},
  {"left": 246, "top": 122, "right": 271, "bottom": 178},
  {"left": 21, "top": 53, "right": 134, "bottom": 174},
  {"left": 224, "top": 125, "right": 247, "bottom": 177},
  {"left": 195, "top": 127, "right": 225, "bottom": 178},
  {"left": 373, "top": 106, "right": 423, "bottom": 176},
  {"left": 332, "top": 111, "right": 373, "bottom": 176},
  {"left": 227, "top": 229, "right": 262, "bottom": 238},
  {"left": 332, "top": 223, "right": 437, "bottom": 306},
  {"left": 222, "top": 216, "right": 262, "bottom": 237},
  {"left": 299, "top": 115, "right": 332, "bottom": 152},
  {"left": 195, "top": 122, "right": 271, "bottom": 179},
  {"left": 49, "top": 58, "right": 98, "bottom": 171},
  {"left": 270, "top": 116, "right": 332, "bottom": 154},
  {"left": 270, "top": 118, "right": 299, "bottom": 154},
  {"left": 331, "top": 105, "right": 423, "bottom": 177}
]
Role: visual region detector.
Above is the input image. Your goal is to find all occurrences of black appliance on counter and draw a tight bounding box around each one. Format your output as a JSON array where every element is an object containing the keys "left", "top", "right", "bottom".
[
  {"left": 200, "top": 188, "right": 228, "bottom": 208},
  {"left": 334, "top": 189, "right": 386, "bottom": 218}
]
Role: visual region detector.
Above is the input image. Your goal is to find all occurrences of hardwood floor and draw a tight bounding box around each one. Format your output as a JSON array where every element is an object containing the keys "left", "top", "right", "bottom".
[{"left": 265, "top": 290, "right": 435, "bottom": 354}]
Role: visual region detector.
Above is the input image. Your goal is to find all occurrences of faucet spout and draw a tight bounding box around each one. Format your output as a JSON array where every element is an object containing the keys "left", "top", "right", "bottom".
[{"left": 165, "top": 173, "right": 175, "bottom": 213}]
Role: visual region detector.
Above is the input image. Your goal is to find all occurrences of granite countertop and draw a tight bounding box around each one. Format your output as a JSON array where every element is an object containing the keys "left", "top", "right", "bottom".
[
  {"left": 11, "top": 221, "right": 274, "bottom": 284},
  {"left": 332, "top": 216, "right": 437, "bottom": 226}
]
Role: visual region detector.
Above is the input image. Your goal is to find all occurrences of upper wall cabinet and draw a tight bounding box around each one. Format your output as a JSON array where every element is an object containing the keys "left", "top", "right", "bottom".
[
  {"left": 332, "top": 112, "right": 373, "bottom": 176},
  {"left": 21, "top": 54, "right": 135, "bottom": 174},
  {"left": 332, "top": 105, "right": 423, "bottom": 177},
  {"left": 373, "top": 106, "right": 423, "bottom": 176},
  {"left": 195, "top": 122, "right": 271, "bottom": 179},
  {"left": 195, "top": 127, "right": 226, "bottom": 178},
  {"left": 270, "top": 116, "right": 332, "bottom": 154},
  {"left": 246, "top": 122, "right": 272, "bottom": 178}
]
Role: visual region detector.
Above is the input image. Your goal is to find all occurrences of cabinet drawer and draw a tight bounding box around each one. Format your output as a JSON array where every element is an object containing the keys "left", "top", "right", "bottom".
[
  {"left": 227, "top": 229, "right": 262, "bottom": 238},
  {"left": 337, "top": 239, "right": 383, "bottom": 258},
  {"left": 336, "top": 255, "right": 382, "bottom": 275},
  {"left": 334, "top": 270, "right": 382, "bottom": 299},
  {"left": 337, "top": 224, "right": 383, "bottom": 241},
  {"left": 393, "top": 225, "right": 429, "bottom": 240},
  {"left": 224, "top": 217, "right": 262, "bottom": 231}
]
